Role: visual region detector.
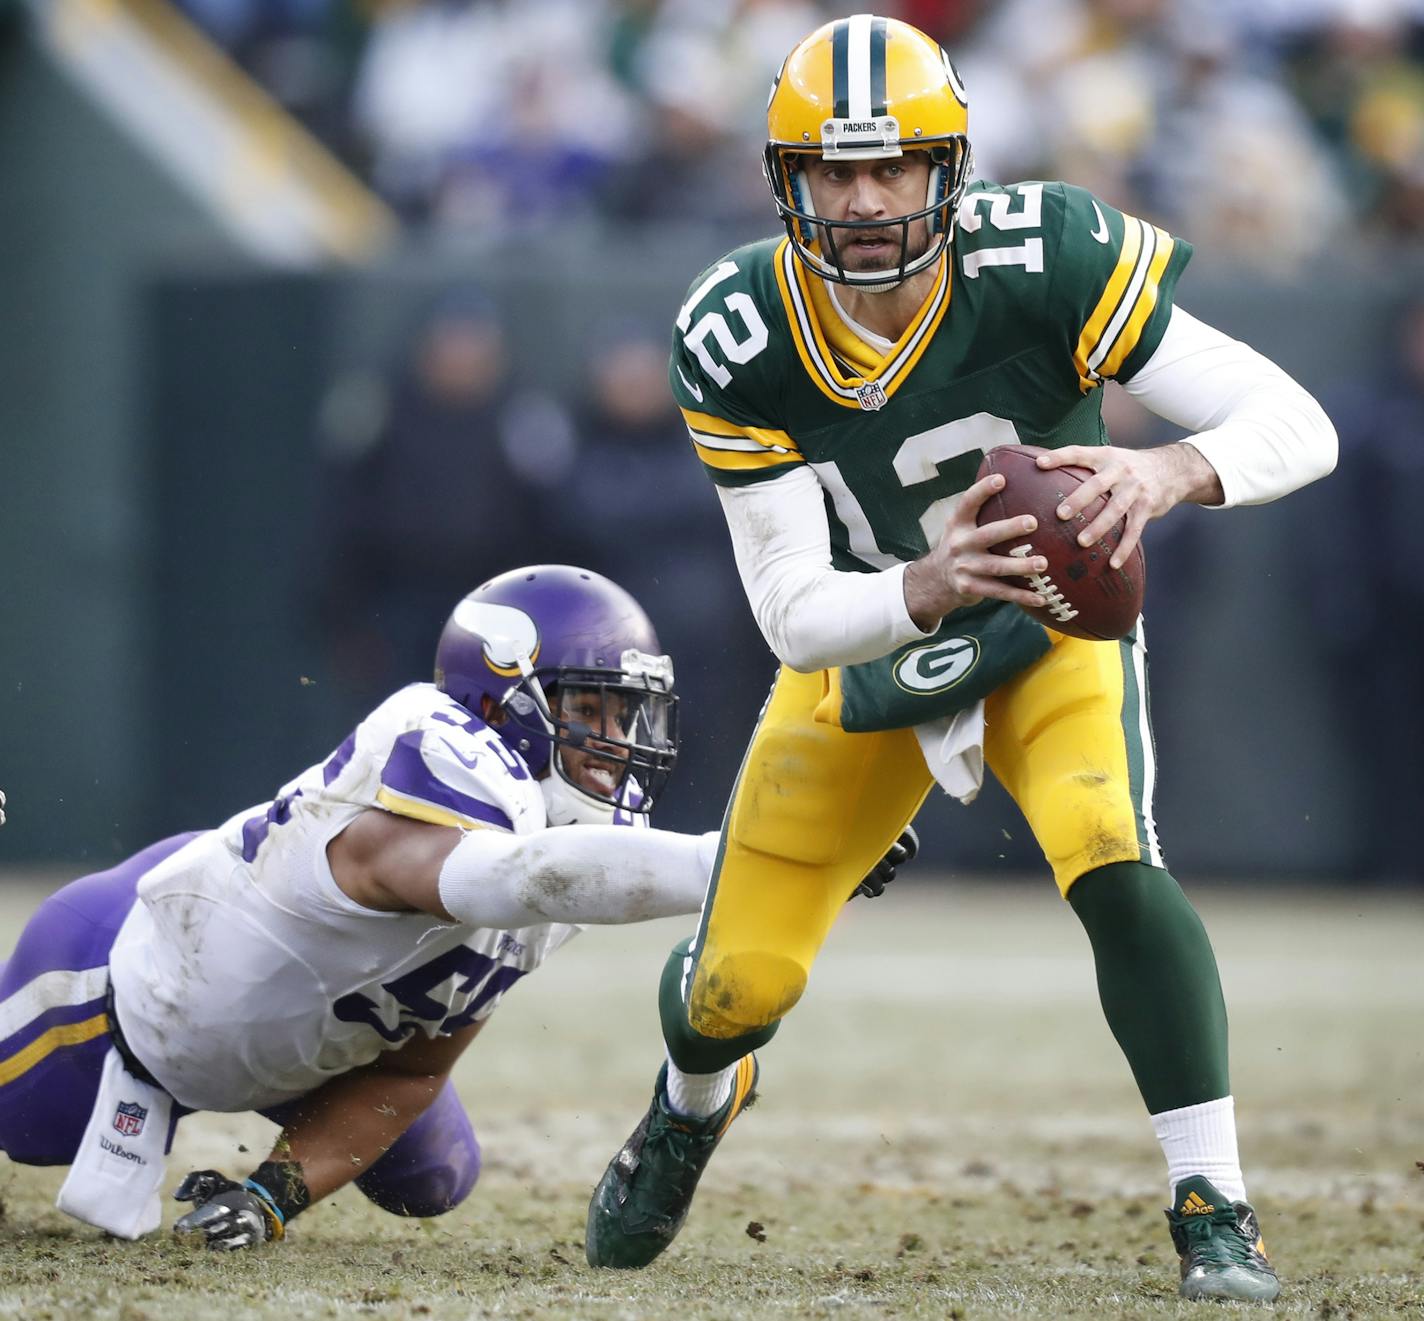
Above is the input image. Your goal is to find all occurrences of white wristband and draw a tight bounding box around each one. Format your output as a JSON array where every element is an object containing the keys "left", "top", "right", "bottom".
[{"left": 436, "top": 826, "right": 715, "bottom": 928}]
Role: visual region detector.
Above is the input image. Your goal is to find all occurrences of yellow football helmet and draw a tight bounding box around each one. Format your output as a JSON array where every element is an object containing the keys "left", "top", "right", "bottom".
[{"left": 763, "top": 13, "right": 973, "bottom": 290}]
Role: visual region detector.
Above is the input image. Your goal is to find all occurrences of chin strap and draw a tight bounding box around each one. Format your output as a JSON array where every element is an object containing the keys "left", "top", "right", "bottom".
[{"left": 540, "top": 765, "right": 620, "bottom": 827}]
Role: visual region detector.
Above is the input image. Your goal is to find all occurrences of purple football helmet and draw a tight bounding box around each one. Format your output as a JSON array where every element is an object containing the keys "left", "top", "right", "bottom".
[{"left": 434, "top": 565, "right": 678, "bottom": 816}]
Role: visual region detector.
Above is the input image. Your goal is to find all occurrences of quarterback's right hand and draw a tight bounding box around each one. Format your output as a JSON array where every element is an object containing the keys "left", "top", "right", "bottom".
[
  {"left": 902, "top": 472, "right": 1049, "bottom": 628},
  {"left": 174, "top": 1170, "right": 284, "bottom": 1249}
]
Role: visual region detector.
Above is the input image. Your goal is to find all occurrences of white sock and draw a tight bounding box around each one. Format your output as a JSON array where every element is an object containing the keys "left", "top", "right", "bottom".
[
  {"left": 664, "top": 1053, "right": 737, "bottom": 1119},
  {"left": 1151, "top": 1095, "right": 1247, "bottom": 1205}
]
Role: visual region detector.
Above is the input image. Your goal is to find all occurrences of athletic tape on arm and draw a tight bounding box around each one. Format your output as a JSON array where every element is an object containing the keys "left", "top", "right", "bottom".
[{"left": 437, "top": 827, "right": 717, "bottom": 927}]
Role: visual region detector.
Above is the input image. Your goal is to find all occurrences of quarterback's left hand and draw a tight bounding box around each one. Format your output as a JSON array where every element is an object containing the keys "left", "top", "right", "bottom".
[
  {"left": 853, "top": 827, "right": 919, "bottom": 900},
  {"left": 1035, "top": 443, "right": 1223, "bottom": 568},
  {"left": 174, "top": 1170, "right": 284, "bottom": 1249}
]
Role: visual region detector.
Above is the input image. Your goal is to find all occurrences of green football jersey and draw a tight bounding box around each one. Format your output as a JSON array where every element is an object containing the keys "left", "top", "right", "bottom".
[{"left": 671, "top": 180, "right": 1191, "bottom": 729}]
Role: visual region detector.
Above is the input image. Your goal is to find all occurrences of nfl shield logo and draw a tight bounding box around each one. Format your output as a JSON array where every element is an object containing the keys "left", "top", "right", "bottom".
[
  {"left": 113, "top": 1100, "right": 147, "bottom": 1138},
  {"left": 855, "top": 380, "right": 888, "bottom": 412}
]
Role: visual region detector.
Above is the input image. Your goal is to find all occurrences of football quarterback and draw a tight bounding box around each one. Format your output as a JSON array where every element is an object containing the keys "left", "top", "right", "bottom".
[
  {"left": 585, "top": 14, "right": 1335, "bottom": 1304},
  {"left": 0, "top": 564, "right": 919, "bottom": 1247}
]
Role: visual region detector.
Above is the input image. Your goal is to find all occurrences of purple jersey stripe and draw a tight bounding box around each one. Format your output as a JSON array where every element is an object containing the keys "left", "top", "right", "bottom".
[
  {"left": 322, "top": 731, "right": 357, "bottom": 786},
  {"left": 380, "top": 734, "right": 513, "bottom": 830},
  {"left": 240, "top": 788, "right": 304, "bottom": 864}
]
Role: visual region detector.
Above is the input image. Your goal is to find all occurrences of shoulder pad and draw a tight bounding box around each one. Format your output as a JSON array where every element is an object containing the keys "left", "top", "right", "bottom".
[
  {"left": 670, "top": 239, "right": 787, "bottom": 429},
  {"left": 372, "top": 690, "right": 543, "bottom": 832},
  {"left": 1042, "top": 181, "right": 1192, "bottom": 389},
  {"left": 955, "top": 180, "right": 1051, "bottom": 285}
]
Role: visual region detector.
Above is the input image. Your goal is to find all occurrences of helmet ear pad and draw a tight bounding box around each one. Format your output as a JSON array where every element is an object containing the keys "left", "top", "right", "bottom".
[
  {"left": 778, "top": 152, "right": 818, "bottom": 248},
  {"left": 924, "top": 142, "right": 972, "bottom": 238},
  {"left": 927, "top": 154, "right": 952, "bottom": 237}
]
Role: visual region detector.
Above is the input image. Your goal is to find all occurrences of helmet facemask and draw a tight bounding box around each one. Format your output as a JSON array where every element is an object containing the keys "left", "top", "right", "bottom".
[
  {"left": 497, "top": 650, "right": 678, "bottom": 824},
  {"left": 433, "top": 566, "right": 680, "bottom": 827},
  {"left": 764, "top": 134, "right": 972, "bottom": 293}
]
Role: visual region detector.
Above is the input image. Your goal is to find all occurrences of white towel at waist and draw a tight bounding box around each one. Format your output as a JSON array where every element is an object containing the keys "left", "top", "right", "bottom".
[{"left": 914, "top": 700, "right": 987, "bottom": 805}]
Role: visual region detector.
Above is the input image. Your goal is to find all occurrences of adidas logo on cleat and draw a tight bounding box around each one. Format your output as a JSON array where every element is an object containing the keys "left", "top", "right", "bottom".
[{"left": 1166, "top": 1177, "right": 1280, "bottom": 1303}]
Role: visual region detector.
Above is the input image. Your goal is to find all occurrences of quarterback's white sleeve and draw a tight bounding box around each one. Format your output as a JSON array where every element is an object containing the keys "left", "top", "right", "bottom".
[
  {"left": 1124, "top": 305, "right": 1337, "bottom": 507},
  {"left": 437, "top": 826, "right": 718, "bottom": 927},
  {"left": 716, "top": 467, "right": 935, "bottom": 673}
]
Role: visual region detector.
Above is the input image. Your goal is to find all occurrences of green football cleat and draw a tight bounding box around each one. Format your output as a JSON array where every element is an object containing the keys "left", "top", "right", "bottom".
[
  {"left": 585, "top": 1054, "right": 759, "bottom": 1269},
  {"left": 1166, "top": 1176, "right": 1281, "bottom": 1303}
]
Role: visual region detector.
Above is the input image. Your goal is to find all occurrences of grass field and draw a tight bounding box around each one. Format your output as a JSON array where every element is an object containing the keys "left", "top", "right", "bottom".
[{"left": 1, "top": 875, "right": 1420, "bottom": 1319}]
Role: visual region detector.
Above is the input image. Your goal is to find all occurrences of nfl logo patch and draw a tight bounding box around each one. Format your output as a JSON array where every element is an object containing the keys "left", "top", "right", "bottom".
[
  {"left": 113, "top": 1100, "right": 147, "bottom": 1138},
  {"left": 855, "top": 380, "right": 888, "bottom": 412}
]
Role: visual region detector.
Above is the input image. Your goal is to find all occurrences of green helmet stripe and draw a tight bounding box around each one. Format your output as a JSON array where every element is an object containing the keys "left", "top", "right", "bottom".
[
  {"left": 831, "top": 19, "right": 850, "bottom": 119},
  {"left": 869, "top": 16, "right": 887, "bottom": 117}
]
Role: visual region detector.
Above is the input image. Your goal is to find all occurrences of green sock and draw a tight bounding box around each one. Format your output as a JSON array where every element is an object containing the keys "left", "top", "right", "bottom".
[
  {"left": 1068, "top": 861, "right": 1230, "bottom": 1113},
  {"left": 658, "top": 938, "right": 780, "bottom": 1074}
]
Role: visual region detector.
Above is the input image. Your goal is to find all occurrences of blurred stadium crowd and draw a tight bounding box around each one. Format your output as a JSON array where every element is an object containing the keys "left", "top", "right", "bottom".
[
  {"left": 209, "top": 0, "right": 1421, "bottom": 881},
  {"left": 175, "top": 0, "right": 1424, "bottom": 261},
  {"left": 313, "top": 286, "right": 769, "bottom": 815},
  {"left": 5, "top": 0, "right": 1420, "bottom": 880}
]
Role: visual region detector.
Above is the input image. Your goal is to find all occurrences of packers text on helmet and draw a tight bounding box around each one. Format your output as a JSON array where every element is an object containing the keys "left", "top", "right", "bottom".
[{"left": 763, "top": 14, "right": 973, "bottom": 291}]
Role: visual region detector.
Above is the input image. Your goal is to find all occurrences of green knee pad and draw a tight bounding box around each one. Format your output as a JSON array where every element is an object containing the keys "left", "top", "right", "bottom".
[{"left": 658, "top": 938, "right": 780, "bottom": 1074}]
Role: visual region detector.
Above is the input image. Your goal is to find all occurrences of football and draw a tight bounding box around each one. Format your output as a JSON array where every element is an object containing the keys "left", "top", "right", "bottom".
[{"left": 975, "top": 444, "right": 1145, "bottom": 641}]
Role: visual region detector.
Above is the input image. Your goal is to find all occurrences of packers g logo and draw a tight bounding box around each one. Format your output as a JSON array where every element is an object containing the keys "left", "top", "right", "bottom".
[{"left": 892, "top": 636, "right": 979, "bottom": 695}]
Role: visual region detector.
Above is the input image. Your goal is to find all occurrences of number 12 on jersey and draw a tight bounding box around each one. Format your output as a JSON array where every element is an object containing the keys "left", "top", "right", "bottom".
[{"left": 816, "top": 412, "right": 1020, "bottom": 568}]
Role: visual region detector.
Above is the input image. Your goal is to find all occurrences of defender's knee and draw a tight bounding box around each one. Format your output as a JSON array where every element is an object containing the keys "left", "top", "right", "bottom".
[
  {"left": 688, "top": 950, "right": 807, "bottom": 1039},
  {"left": 355, "top": 1131, "right": 482, "bottom": 1219}
]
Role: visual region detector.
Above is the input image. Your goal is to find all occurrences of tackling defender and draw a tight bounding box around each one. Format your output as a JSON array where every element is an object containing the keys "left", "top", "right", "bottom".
[
  {"left": 585, "top": 15, "right": 1337, "bottom": 1304},
  {"left": 0, "top": 564, "right": 915, "bottom": 1248}
]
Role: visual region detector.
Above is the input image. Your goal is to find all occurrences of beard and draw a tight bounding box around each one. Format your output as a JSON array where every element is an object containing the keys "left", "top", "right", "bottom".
[{"left": 822, "top": 220, "right": 933, "bottom": 273}]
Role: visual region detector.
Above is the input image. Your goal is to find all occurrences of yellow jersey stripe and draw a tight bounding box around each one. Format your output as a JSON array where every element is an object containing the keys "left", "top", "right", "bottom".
[
  {"left": 691, "top": 441, "right": 803, "bottom": 473},
  {"left": 1072, "top": 216, "right": 1144, "bottom": 390},
  {"left": 1086, "top": 219, "right": 1158, "bottom": 377},
  {"left": 375, "top": 787, "right": 489, "bottom": 830},
  {"left": 0, "top": 1012, "right": 110, "bottom": 1087},
  {"left": 804, "top": 252, "right": 952, "bottom": 385},
  {"left": 884, "top": 261, "right": 950, "bottom": 385},
  {"left": 689, "top": 430, "right": 772, "bottom": 454},
  {"left": 776, "top": 240, "right": 861, "bottom": 404},
  {"left": 776, "top": 239, "right": 951, "bottom": 410},
  {"left": 1097, "top": 226, "right": 1174, "bottom": 381},
  {"left": 680, "top": 411, "right": 800, "bottom": 455},
  {"left": 680, "top": 408, "right": 755, "bottom": 439},
  {"left": 791, "top": 251, "right": 867, "bottom": 393}
]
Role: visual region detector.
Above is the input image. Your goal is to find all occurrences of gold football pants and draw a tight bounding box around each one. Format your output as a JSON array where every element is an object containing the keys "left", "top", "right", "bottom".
[{"left": 686, "top": 631, "right": 1159, "bottom": 1039}]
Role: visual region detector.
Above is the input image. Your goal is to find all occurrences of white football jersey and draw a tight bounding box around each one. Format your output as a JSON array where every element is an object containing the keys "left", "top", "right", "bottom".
[{"left": 108, "top": 683, "right": 581, "bottom": 1112}]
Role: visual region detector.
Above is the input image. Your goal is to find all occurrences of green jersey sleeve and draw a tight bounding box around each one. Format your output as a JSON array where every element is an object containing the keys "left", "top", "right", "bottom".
[
  {"left": 669, "top": 247, "right": 807, "bottom": 489},
  {"left": 1043, "top": 183, "right": 1192, "bottom": 391}
]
